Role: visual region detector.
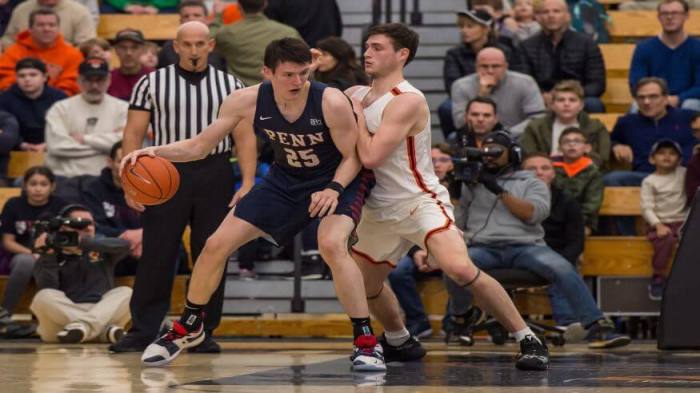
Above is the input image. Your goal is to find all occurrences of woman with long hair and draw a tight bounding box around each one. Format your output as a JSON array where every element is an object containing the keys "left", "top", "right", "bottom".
[{"left": 311, "top": 36, "right": 369, "bottom": 90}]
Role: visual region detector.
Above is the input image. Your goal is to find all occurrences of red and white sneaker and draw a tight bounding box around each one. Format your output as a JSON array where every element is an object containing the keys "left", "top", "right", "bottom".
[
  {"left": 141, "top": 321, "right": 205, "bottom": 366},
  {"left": 350, "top": 335, "right": 386, "bottom": 371}
]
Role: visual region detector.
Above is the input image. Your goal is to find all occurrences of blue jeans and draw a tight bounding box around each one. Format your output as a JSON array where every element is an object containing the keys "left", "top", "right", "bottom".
[
  {"left": 445, "top": 244, "right": 604, "bottom": 327},
  {"left": 601, "top": 171, "right": 649, "bottom": 235},
  {"left": 438, "top": 98, "right": 456, "bottom": 140},
  {"left": 548, "top": 284, "right": 578, "bottom": 326},
  {"left": 583, "top": 97, "right": 605, "bottom": 113}
]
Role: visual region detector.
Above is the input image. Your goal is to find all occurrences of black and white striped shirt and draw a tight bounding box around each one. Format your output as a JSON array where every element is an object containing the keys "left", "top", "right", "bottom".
[{"left": 129, "top": 64, "right": 245, "bottom": 155}]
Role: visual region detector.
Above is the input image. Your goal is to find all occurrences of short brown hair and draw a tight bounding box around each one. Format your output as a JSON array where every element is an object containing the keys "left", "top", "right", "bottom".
[
  {"left": 263, "top": 37, "right": 311, "bottom": 71},
  {"left": 178, "top": 0, "right": 208, "bottom": 15},
  {"left": 558, "top": 127, "right": 587, "bottom": 143},
  {"left": 78, "top": 38, "right": 111, "bottom": 58},
  {"left": 432, "top": 143, "right": 454, "bottom": 156},
  {"left": 366, "top": 23, "right": 419, "bottom": 66},
  {"left": 29, "top": 8, "right": 59, "bottom": 27},
  {"left": 634, "top": 77, "right": 669, "bottom": 97},
  {"left": 552, "top": 80, "right": 584, "bottom": 100},
  {"left": 238, "top": 0, "right": 265, "bottom": 13},
  {"left": 657, "top": 0, "right": 689, "bottom": 12}
]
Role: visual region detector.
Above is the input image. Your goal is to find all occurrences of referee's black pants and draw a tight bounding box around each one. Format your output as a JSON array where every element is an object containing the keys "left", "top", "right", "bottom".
[{"left": 128, "top": 153, "right": 234, "bottom": 340}]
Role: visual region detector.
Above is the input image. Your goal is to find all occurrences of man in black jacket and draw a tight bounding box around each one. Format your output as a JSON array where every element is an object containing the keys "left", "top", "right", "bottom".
[
  {"left": 29, "top": 204, "right": 132, "bottom": 343},
  {"left": 520, "top": 0, "right": 606, "bottom": 113}
]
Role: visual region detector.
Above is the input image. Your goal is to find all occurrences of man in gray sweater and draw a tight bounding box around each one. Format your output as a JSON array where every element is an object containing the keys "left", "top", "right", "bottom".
[{"left": 446, "top": 131, "right": 630, "bottom": 349}]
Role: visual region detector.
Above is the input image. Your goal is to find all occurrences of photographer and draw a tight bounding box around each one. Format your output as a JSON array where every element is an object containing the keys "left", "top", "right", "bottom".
[
  {"left": 30, "top": 204, "right": 132, "bottom": 343},
  {"left": 446, "top": 131, "right": 630, "bottom": 349}
]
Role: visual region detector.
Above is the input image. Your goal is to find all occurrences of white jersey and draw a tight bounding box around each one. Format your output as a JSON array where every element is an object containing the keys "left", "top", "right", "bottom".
[{"left": 352, "top": 80, "right": 450, "bottom": 215}]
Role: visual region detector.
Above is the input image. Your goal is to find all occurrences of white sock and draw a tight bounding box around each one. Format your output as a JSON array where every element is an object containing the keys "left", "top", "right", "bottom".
[
  {"left": 513, "top": 328, "right": 540, "bottom": 344},
  {"left": 384, "top": 328, "right": 410, "bottom": 346}
]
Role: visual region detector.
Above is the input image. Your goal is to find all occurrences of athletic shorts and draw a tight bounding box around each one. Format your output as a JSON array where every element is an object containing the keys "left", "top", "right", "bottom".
[
  {"left": 352, "top": 191, "right": 454, "bottom": 267},
  {"left": 234, "top": 166, "right": 374, "bottom": 245}
]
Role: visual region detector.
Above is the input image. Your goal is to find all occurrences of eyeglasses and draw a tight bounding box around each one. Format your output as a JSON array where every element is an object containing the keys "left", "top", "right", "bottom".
[
  {"left": 560, "top": 139, "right": 586, "bottom": 146},
  {"left": 432, "top": 157, "right": 452, "bottom": 164},
  {"left": 659, "top": 11, "right": 686, "bottom": 18}
]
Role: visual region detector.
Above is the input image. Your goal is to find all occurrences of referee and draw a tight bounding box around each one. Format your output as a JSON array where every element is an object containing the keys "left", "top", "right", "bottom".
[{"left": 110, "top": 21, "right": 245, "bottom": 353}]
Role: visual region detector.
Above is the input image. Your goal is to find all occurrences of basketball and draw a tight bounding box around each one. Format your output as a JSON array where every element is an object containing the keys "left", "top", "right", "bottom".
[{"left": 122, "top": 155, "right": 180, "bottom": 206}]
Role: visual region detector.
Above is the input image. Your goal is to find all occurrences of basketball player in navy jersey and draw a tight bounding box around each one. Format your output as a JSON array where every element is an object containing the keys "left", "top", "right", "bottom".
[{"left": 123, "top": 38, "right": 402, "bottom": 370}]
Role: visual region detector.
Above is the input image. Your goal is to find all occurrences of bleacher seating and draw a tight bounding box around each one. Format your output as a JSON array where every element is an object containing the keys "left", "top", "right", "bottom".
[
  {"left": 7, "top": 151, "right": 45, "bottom": 180},
  {"left": 97, "top": 14, "right": 180, "bottom": 40},
  {"left": 608, "top": 10, "right": 700, "bottom": 41}
]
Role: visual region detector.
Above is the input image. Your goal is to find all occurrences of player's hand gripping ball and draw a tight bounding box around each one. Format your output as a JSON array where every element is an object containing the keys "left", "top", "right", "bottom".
[{"left": 122, "top": 155, "right": 180, "bottom": 205}]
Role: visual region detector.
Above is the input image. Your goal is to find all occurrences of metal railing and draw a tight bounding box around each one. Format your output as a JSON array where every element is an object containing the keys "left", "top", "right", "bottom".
[{"left": 371, "top": 0, "right": 423, "bottom": 26}]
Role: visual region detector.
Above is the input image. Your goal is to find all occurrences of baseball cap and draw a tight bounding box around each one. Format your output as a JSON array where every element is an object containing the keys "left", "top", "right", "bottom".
[
  {"left": 79, "top": 57, "right": 109, "bottom": 77},
  {"left": 114, "top": 28, "right": 145, "bottom": 44},
  {"left": 483, "top": 130, "right": 516, "bottom": 148},
  {"left": 650, "top": 138, "right": 682, "bottom": 157},
  {"left": 457, "top": 9, "right": 494, "bottom": 27}
]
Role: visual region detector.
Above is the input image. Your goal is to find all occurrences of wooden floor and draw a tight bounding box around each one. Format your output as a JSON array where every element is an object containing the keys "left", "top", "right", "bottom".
[{"left": 2, "top": 339, "right": 699, "bottom": 392}]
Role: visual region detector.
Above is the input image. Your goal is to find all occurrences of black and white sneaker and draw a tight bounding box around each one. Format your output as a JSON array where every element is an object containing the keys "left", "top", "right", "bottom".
[
  {"left": 141, "top": 321, "right": 205, "bottom": 366},
  {"left": 379, "top": 335, "right": 426, "bottom": 362},
  {"left": 350, "top": 335, "right": 386, "bottom": 371},
  {"left": 57, "top": 322, "right": 87, "bottom": 343},
  {"left": 515, "top": 335, "right": 549, "bottom": 371},
  {"left": 105, "top": 325, "right": 125, "bottom": 344}
]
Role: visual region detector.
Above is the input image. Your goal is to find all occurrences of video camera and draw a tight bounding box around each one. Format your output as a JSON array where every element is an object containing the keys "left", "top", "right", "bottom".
[
  {"left": 33, "top": 216, "right": 92, "bottom": 250},
  {"left": 452, "top": 145, "right": 505, "bottom": 185}
]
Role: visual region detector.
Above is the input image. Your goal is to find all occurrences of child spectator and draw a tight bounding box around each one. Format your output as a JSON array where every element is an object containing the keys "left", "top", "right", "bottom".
[
  {"left": 641, "top": 139, "right": 688, "bottom": 301},
  {"left": 508, "top": 0, "right": 541, "bottom": 41},
  {"left": 0, "top": 166, "right": 66, "bottom": 325},
  {"left": 78, "top": 38, "right": 112, "bottom": 65},
  {"left": 552, "top": 127, "right": 603, "bottom": 234},
  {"left": 139, "top": 41, "right": 160, "bottom": 69}
]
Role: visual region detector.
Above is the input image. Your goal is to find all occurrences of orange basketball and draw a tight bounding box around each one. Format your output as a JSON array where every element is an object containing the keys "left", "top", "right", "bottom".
[{"left": 122, "top": 155, "right": 180, "bottom": 206}]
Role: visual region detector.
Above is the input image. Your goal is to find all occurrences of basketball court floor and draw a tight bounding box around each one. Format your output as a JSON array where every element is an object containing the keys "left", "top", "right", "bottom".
[{"left": 2, "top": 339, "right": 699, "bottom": 392}]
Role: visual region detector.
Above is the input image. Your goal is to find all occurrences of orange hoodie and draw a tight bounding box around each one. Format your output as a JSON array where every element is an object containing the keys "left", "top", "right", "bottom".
[{"left": 0, "top": 31, "right": 83, "bottom": 96}]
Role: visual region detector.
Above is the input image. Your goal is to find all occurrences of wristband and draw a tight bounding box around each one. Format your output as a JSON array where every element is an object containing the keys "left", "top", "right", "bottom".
[{"left": 325, "top": 181, "right": 345, "bottom": 194}]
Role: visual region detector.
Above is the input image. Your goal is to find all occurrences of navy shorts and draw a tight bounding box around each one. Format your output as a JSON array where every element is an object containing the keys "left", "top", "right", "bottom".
[{"left": 234, "top": 166, "right": 374, "bottom": 245}]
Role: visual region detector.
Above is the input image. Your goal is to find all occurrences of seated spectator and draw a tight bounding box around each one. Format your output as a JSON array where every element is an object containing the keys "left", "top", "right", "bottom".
[
  {"left": 521, "top": 79, "right": 610, "bottom": 168},
  {"left": 507, "top": 0, "right": 541, "bottom": 42},
  {"left": 264, "top": 0, "right": 342, "bottom": 48},
  {"left": 1, "top": 0, "right": 95, "bottom": 48},
  {"left": 522, "top": 153, "right": 586, "bottom": 334},
  {"left": 100, "top": 0, "right": 178, "bottom": 14},
  {"left": 440, "top": 9, "right": 524, "bottom": 137},
  {"left": 686, "top": 113, "right": 700, "bottom": 203},
  {"left": 0, "top": 110, "right": 19, "bottom": 185},
  {"left": 45, "top": 57, "right": 126, "bottom": 178},
  {"left": 0, "top": 8, "right": 82, "bottom": 95},
  {"left": 552, "top": 127, "right": 603, "bottom": 233},
  {"left": 458, "top": 96, "right": 509, "bottom": 148},
  {"left": 140, "top": 41, "right": 159, "bottom": 69},
  {"left": 388, "top": 144, "right": 458, "bottom": 339},
  {"left": 157, "top": 0, "right": 228, "bottom": 71},
  {"left": 30, "top": 204, "right": 132, "bottom": 343},
  {"left": 310, "top": 36, "right": 369, "bottom": 91},
  {"left": 471, "top": 0, "right": 518, "bottom": 39},
  {"left": 215, "top": 0, "right": 301, "bottom": 87},
  {"left": 621, "top": 0, "right": 700, "bottom": 11},
  {"left": 629, "top": 0, "right": 700, "bottom": 112},
  {"left": 641, "top": 139, "right": 688, "bottom": 300},
  {"left": 78, "top": 38, "right": 112, "bottom": 65},
  {"left": 0, "top": 58, "right": 67, "bottom": 152},
  {"left": 82, "top": 141, "right": 142, "bottom": 276},
  {"left": 451, "top": 47, "right": 545, "bottom": 138},
  {"left": 445, "top": 131, "right": 630, "bottom": 348},
  {"left": 108, "top": 29, "right": 154, "bottom": 101},
  {"left": 520, "top": 0, "right": 606, "bottom": 113},
  {"left": 0, "top": 166, "right": 66, "bottom": 327}
]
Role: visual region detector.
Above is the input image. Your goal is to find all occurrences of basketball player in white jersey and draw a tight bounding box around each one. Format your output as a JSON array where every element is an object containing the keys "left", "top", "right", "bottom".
[{"left": 346, "top": 23, "right": 549, "bottom": 370}]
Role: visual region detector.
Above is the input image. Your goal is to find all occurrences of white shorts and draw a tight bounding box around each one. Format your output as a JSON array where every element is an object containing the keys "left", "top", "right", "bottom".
[{"left": 352, "top": 194, "right": 455, "bottom": 267}]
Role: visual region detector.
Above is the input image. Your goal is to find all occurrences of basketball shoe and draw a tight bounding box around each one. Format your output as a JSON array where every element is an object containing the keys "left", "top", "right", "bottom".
[
  {"left": 141, "top": 321, "right": 205, "bottom": 366},
  {"left": 379, "top": 334, "right": 426, "bottom": 362},
  {"left": 515, "top": 335, "right": 549, "bottom": 371},
  {"left": 350, "top": 335, "right": 386, "bottom": 371}
]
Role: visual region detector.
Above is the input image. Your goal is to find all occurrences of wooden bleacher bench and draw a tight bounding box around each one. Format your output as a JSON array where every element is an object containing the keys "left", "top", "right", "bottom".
[
  {"left": 602, "top": 78, "right": 633, "bottom": 113},
  {"left": 600, "top": 43, "right": 634, "bottom": 79},
  {"left": 0, "top": 187, "right": 21, "bottom": 210},
  {"left": 7, "top": 151, "right": 45, "bottom": 180},
  {"left": 590, "top": 113, "right": 621, "bottom": 131},
  {"left": 98, "top": 14, "right": 180, "bottom": 41},
  {"left": 609, "top": 10, "right": 700, "bottom": 41}
]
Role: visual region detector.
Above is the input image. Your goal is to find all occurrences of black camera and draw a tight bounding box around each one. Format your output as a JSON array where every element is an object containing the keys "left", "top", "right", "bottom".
[
  {"left": 33, "top": 216, "right": 92, "bottom": 250},
  {"left": 452, "top": 145, "right": 505, "bottom": 184}
]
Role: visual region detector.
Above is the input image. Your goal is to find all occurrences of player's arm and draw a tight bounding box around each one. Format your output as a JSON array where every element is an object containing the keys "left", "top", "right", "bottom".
[
  {"left": 353, "top": 93, "right": 427, "bottom": 169},
  {"left": 308, "top": 88, "right": 362, "bottom": 218},
  {"left": 229, "top": 113, "right": 257, "bottom": 207}
]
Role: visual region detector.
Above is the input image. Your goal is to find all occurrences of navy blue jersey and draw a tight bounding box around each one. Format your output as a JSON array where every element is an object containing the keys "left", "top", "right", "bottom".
[{"left": 253, "top": 81, "right": 341, "bottom": 180}]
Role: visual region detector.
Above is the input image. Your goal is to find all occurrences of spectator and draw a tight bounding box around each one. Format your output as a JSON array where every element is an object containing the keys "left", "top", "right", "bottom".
[
  {"left": 264, "top": 0, "right": 341, "bottom": 48},
  {"left": 140, "top": 41, "right": 159, "bottom": 69},
  {"left": 78, "top": 38, "right": 112, "bottom": 65},
  {"left": 552, "top": 127, "right": 604, "bottom": 233},
  {"left": 1, "top": 0, "right": 95, "bottom": 48},
  {"left": 157, "top": 0, "right": 228, "bottom": 71},
  {"left": 215, "top": 0, "right": 302, "bottom": 87},
  {"left": 310, "top": 36, "right": 369, "bottom": 91},
  {"left": 446, "top": 131, "right": 630, "bottom": 348},
  {"left": 45, "top": 57, "right": 126, "bottom": 178},
  {"left": 108, "top": 29, "right": 154, "bottom": 101},
  {"left": 100, "top": 0, "right": 178, "bottom": 14},
  {"left": 686, "top": 113, "right": 700, "bottom": 203},
  {"left": 522, "top": 153, "right": 586, "bottom": 334},
  {"left": 440, "top": 9, "right": 524, "bottom": 136},
  {"left": 82, "top": 141, "right": 142, "bottom": 277},
  {"left": 621, "top": 0, "right": 700, "bottom": 11},
  {"left": 75, "top": 0, "right": 99, "bottom": 26},
  {"left": 0, "top": 110, "right": 18, "bottom": 185},
  {"left": 458, "top": 96, "right": 508, "bottom": 148},
  {"left": 508, "top": 0, "right": 541, "bottom": 42},
  {"left": 520, "top": 79, "right": 610, "bottom": 168},
  {"left": 451, "top": 47, "right": 545, "bottom": 138},
  {"left": 641, "top": 139, "right": 688, "bottom": 300},
  {"left": 0, "top": 167, "right": 66, "bottom": 326},
  {"left": 0, "top": 58, "right": 67, "bottom": 152},
  {"left": 30, "top": 204, "right": 132, "bottom": 343},
  {"left": 472, "top": 0, "right": 517, "bottom": 39},
  {"left": 0, "top": 0, "right": 21, "bottom": 37},
  {"left": 0, "top": 8, "right": 83, "bottom": 95},
  {"left": 628, "top": 0, "right": 700, "bottom": 112},
  {"left": 520, "top": 0, "right": 606, "bottom": 113},
  {"left": 387, "top": 144, "right": 458, "bottom": 339}
]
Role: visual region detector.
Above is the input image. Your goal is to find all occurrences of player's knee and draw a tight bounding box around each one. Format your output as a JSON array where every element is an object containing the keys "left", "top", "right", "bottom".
[
  {"left": 317, "top": 231, "right": 347, "bottom": 263},
  {"left": 203, "top": 234, "right": 229, "bottom": 257}
]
